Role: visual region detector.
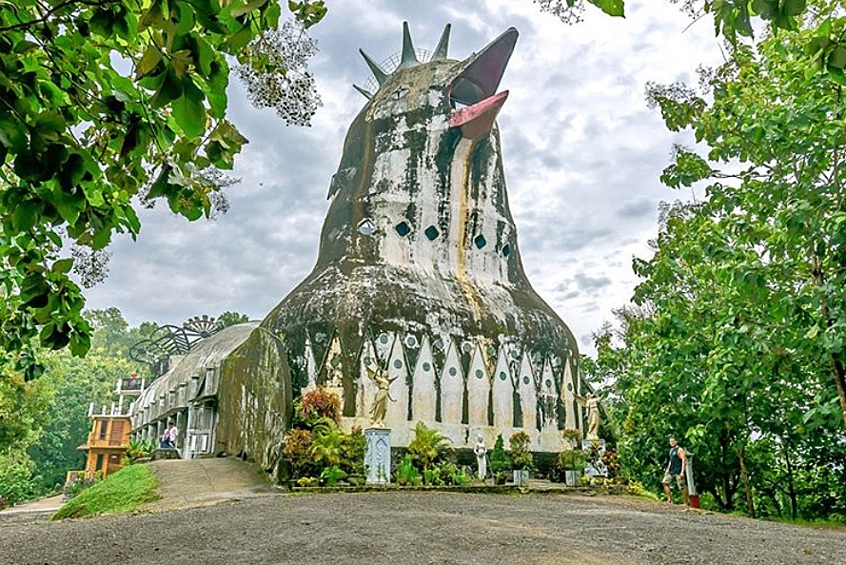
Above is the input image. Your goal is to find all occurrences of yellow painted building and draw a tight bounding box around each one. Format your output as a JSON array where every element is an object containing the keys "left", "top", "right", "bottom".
[
  {"left": 79, "top": 414, "right": 132, "bottom": 479},
  {"left": 75, "top": 376, "right": 145, "bottom": 480}
]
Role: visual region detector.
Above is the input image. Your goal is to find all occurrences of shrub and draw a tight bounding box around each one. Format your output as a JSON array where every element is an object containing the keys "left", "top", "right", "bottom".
[
  {"left": 509, "top": 431, "right": 533, "bottom": 470},
  {"left": 407, "top": 422, "right": 451, "bottom": 475},
  {"left": 281, "top": 429, "right": 315, "bottom": 479},
  {"left": 295, "top": 387, "right": 341, "bottom": 428},
  {"left": 423, "top": 466, "right": 443, "bottom": 486},
  {"left": 601, "top": 448, "right": 621, "bottom": 479},
  {"left": 339, "top": 426, "right": 366, "bottom": 476},
  {"left": 562, "top": 428, "right": 582, "bottom": 442},
  {"left": 438, "top": 462, "right": 471, "bottom": 486},
  {"left": 489, "top": 434, "right": 509, "bottom": 474},
  {"left": 626, "top": 481, "right": 660, "bottom": 501},
  {"left": 320, "top": 465, "right": 347, "bottom": 486},
  {"left": 584, "top": 441, "right": 605, "bottom": 474},
  {"left": 310, "top": 425, "right": 346, "bottom": 469},
  {"left": 395, "top": 454, "right": 422, "bottom": 486},
  {"left": 558, "top": 450, "right": 587, "bottom": 471},
  {"left": 126, "top": 438, "right": 156, "bottom": 462}
]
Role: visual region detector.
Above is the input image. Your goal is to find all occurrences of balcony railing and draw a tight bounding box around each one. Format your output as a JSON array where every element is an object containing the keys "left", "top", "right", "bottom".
[{"left": 117, "top": 377, "right": 144, "bottom": 393}]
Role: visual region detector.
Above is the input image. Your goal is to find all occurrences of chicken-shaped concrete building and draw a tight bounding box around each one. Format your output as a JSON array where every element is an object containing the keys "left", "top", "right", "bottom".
[
  {"left": 128, "top": 23, "right": 584, "bottom": 464},
  {"left": 259, "top": 22, "right": 582, "bottom": 450}
]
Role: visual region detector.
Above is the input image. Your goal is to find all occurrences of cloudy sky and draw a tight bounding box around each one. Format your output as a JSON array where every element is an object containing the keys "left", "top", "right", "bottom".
[{"left": 82, "top": 0, "right": 725, "bottom": 355}]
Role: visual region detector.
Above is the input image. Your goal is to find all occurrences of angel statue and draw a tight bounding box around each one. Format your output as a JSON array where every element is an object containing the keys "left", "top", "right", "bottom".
[
  {"left": 574, "top": 392, "right": 602, "bottom": 441},
  {"left": 366, "top": 363, "right": 397, "bottom": 428}
]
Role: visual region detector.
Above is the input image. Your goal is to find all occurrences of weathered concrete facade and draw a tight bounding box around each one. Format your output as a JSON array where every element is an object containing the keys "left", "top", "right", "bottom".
[
  {"left": 129, "top": 323, "right": 271, "bottom": 461},
  {"left": 257, "top": 24, "right": 583, "bottom": 451}
]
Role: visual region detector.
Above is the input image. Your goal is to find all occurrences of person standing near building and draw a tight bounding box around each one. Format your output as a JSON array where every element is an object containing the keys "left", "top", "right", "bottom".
[
  {"left": 166, "top": 422, "right": 179, "bottom": 449},
  {"left": 662, "top": 437, "right": 689, "bottom": 505}
]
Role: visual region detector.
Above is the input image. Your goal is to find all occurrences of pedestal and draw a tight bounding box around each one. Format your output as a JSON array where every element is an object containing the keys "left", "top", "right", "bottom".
[{"left": 365, "top": 427, "right": 391, "bottom": 484}]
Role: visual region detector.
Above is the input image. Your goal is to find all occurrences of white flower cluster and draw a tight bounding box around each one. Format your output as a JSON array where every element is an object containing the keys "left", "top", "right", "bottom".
[
  {"left": 533, "top": 0, "right": 586, "bottom": 25},
  {"left": 235, "top": 20, "right": 323, "bottom": 127}
]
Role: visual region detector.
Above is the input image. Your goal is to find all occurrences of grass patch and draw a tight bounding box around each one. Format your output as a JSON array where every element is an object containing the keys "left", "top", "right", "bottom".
[
  {"left": 52, "top": 464, "right": 160, "bottom": 520},
  {"left": 765, "top": 516, "right": 846, "bottom": 531}
]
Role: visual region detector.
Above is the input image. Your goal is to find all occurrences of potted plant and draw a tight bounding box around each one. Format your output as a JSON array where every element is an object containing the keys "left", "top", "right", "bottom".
[
  {"left": 557, "top": 449, "right": 586, "bottom": 486},
  {"left": 509, "top": 431, "right": 533, "bottom": 486}
]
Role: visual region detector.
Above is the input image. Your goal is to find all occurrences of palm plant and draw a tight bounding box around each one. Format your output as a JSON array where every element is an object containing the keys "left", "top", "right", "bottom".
[{"left": 407, "top": 421, "right": 451, "bottom": 477}]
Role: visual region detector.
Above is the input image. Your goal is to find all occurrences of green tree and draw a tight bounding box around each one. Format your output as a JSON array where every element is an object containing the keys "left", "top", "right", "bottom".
[
  {"left": 596, "top": 17, "right": 846, "bottom": 520},
  {"left": 27, "top": 349, "right": 139, "bottom": 492},
  {"left": 217, "top": 311, "right": 252, "bottom": 328},
  {"left": 0, "top": 0, "right": 326, "bottom": 378},
  {"left": 0, "top": 364, "right": 53, "bottom": 504}
]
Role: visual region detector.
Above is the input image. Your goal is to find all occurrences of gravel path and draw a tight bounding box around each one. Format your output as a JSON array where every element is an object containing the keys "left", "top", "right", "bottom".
[{"left": 1, "top": 492, "right": 844, "bottom": 565}]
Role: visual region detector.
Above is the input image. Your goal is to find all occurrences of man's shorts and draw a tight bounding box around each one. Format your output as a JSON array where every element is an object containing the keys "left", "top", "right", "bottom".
[{"left": 662, "top": 472, "right": 685, "bottom": 488}]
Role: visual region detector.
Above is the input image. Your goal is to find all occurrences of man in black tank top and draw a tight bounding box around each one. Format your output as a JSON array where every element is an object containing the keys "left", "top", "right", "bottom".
[{"left": 662, "top": 437, "right": 689, "bottom": 505}]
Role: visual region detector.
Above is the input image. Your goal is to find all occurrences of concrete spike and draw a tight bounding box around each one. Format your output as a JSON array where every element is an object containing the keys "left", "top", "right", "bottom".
[
  {"left": 359, "top": 49, "right": 389, "bottom": 85},
  {"left": 353, "top": 84, "right": 372, "bottom": 99},
  {"left": 398, "top": 21, "right": 418, "bottom": 69},
  {"left": 432, "top": 23, "right": 451, "bottom": 60}
]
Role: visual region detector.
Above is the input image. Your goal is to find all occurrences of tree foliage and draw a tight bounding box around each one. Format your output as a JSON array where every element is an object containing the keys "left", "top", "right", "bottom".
[
  {"left": 1, "top": 308, "right": 147, "bottom": 503},
  {"left": 596, "top": 18, "right": 846, "bottom": 521},
  {"left": 0, "top": 0, "right": 325, "bottom": 380}
]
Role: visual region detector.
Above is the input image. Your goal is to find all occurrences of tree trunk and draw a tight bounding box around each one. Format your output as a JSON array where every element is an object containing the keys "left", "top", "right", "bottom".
[
  {"left": 783, "top": 445, "right": 798, "bottom": 519},
  {"left": 828, "top": 353, "right": 846, "bottom": 430},
  {"left": 735, "top": 444, "right": 756, "bottom": 518},
  {"left": 810, "top": 252, "right": 846, "bottom": 430},
  {"left": 719, "top": 431, "right": 734, "bottom": 510}
]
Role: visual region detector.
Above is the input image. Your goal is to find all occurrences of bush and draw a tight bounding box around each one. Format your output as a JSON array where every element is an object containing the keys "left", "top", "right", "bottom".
[
  {"left": 126, "top": 438, "right": 156, "bottom": 462},
  {"left": 294, "top": 387, "right": 341, "bottom": 428},
  {"left": 281, "top": 428, "right": 316, "bottom": 480},
  {"left": 438, "top": 462, "right": 471, "bottom": 486},
  {"left": 489, "top": 434, "right": 509, "bottom": 474},
  {"left": 601, "top": 448, "right": 621, "bottom": 479},
  {"left": 407, "top": 422, "right": 451, "bottom": 477},
  {"left": 550, "top": 449, "right": 586, "bottom": 482},
  {"left": 310, "top": 425, "right": 345, "bottom": 468},
  {"left": 339, "top": 426, "right": 366, "bottom": 476},
  {"left": 319, "top": 465, "right": 347, "bottom": 486},
  {"left": 296, "top": 476, "right": 320, "bottom": 488},
  {"left": 395, "top": 454, "right": 422, "bottom": 486},
  {"left": 509, "top": 431, "right": 533, "bottom": 470},
  {"left": 282, "top": 419, "right": 366, "bottom": 484},
  {"left": 0, "top": 448, "right": 38, "bottom": 505},
  {"left": 558, "top": 450, "right": 587, "bottom": 471},
  {"left": 562, "top": 428, "right": 582, "bottom": 443}
]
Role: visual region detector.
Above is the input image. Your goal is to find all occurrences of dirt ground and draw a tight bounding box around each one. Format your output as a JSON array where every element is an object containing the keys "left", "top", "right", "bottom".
[{"left": 2, "top": 490, "right": 845, "bottom": 565}]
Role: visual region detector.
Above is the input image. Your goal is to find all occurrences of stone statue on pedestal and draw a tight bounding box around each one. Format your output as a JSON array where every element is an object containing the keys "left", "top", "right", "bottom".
[
  {"left": 367, "top": 364, "right": 396, "bottom": 428},
  {"left": 473, "top": 435, "right": 487, "bottom": 480},
  {"left": 575, "top": 393, "right": 601, "bottom": 441}
]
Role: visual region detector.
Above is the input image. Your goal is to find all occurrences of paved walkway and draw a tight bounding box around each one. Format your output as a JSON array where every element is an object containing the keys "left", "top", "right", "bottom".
[
  {"left": 0, "top": 495, "right": 64, "bottom": 523},
  {"left": 142, "top": 457, "right": 275, "bottom": 513}
]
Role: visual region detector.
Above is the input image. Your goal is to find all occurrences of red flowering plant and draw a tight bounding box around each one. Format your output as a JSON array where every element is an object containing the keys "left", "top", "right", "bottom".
[
  {"left": 294, "top": 386, "right": 341, "bottom": 430},
  {"left": 600, "top": 447, "right": 622, "bottom": 480}
]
